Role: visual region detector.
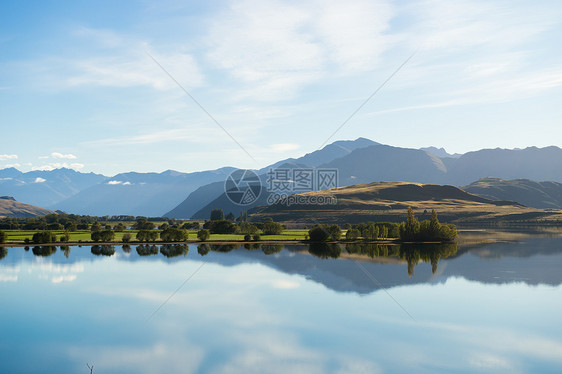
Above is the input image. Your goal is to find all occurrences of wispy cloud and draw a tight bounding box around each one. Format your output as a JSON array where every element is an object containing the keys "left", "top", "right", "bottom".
[
  {"left": 40, "top": 152, "right": 77, "bottom": 160},
  {"left": 32, "top": 162, "right": 85, "bottom": 171},
  {"left": 107, "top": 180, "right": 132, "bottom": 185},
  {"left": 0, "top": 154, "right": 18, "bottom": 161},
  {"left": 206, "top": 0, "right": 395, "bottom": 101},
  {"left": 25, "top": 28, "right": 203, "bottom": 92}
]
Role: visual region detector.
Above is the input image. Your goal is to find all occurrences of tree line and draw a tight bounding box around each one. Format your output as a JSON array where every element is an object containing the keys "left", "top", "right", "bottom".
[{"left": 307, "top": 208, "right": 457, "bottom": 243}]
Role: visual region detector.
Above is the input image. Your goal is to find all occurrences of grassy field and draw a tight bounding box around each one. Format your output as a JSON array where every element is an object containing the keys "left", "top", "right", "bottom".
[{"left": 2, "top": 229, "right": 310, "bottom": 245}]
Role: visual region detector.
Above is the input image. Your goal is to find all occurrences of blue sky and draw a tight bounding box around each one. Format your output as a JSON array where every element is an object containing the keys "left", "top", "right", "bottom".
[{"left": 1, "top": 0, "right": 561, "bottom": 176}]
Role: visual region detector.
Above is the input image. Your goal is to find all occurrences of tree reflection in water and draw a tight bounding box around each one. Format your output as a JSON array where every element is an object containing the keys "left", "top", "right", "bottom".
[
  {"left": 60, "top": 245, "right": 70, "bottom": 258},
  {"left": 160, "top": 244, "right": 189, "bottom": 258},
  {"left": 308, "top": 243, "right": 342, "bottom": 259},
  {"left": 197, "top": 244, "right": 210, "bottom": 256},
  {"left": 91, "top": 245, "right": 116, "bottom": 256},
  {"left": 262, "top": 244, "right": 283, "bottom": 255},
  {"left": 136, "top": 244, "right": 159, "bottom": 256},
  {"left": 32, "top": 246, "right": 57, "bottom": 257},
  {"left": 345, "top": 242, "right": 457, "bottom": 276}
]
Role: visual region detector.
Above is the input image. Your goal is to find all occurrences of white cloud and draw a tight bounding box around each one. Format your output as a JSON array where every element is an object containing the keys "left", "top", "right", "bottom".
[
  {"left": 0, "top": 154, "right": 17, "bottom": 161},
  {"left": 3, "top": 163, "right": 20, "bottom": 168},
  {"left": 107, "top": 180, "right": 131, "bottom": 185},
  {"left": 40, "top": 152, "right": 77, "bottom": 159},
  {"left": 22, "top": 27, "right": 204, "bottom": 93},
  {"left": 206, "top": 0, "right": 395, "bottom": 101},
  {"left": 32, "top": 162, "right": 85, "bottom": 171},
  {"left": 51, "top": 152, "right": 77, "bottom": 159},
  {"left": 34, "top": 177, "right": 46, "bottom": 183}
]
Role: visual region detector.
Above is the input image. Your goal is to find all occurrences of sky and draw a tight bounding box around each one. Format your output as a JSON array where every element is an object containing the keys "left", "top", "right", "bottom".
[{"left": 1, "top": 0, "right": 561, "bottom": 176}]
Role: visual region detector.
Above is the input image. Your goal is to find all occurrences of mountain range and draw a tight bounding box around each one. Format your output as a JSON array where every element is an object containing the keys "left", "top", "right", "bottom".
[
  {"left": 171, "top": 141, "right": 562, "bottom": 220},
  {"left": 3, "top": 138, "right": 562, "bottom": 218},
  {"left": 0, "top": 167, "right": 106, "bottom": 208},
  {"left": 463, "top": 178, "right": 562, "bottom": 209},
  {"left": 53, "top": 168, "right": 235, "bottom": 216}
]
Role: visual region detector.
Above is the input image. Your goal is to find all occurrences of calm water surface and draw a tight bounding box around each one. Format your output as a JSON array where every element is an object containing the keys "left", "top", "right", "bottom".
[{"left": 1, "top": 234, "right": 562, "bottom": 373}]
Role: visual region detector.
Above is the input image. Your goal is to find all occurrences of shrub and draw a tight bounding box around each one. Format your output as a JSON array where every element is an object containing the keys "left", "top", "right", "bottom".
[
  {"left": 252, "top": 234, "right": 261, "bottom": 241},
  {"left": 122, "top": 233, "right": 132, "bottom": 243},
  {"left": 239, "top": 222, "right": 259, "bottom": 235},
  {"left": 136, "top": 230, "right": 158, "bottom": 242},
  {"left": 91, "top": 230, "right": 115, "bottom": 242},
  {"left": 32, "top": 231, "right": 57, "bottom": 244},
  {"left": 203, "top": 220, "right": 237, "bottom": 234},
  {"left": 0, "top": 230, "right": 5, "bottom": 244},
  {"left": 181, "top": 221, "right": 200, "bottom": 230},
  {"left": 244, "top": 234, "right": 252, "bottom": 241},
  {"left": 325, "top": 225, "right": 341, "bottom": 241},
  {"left": 197, "top": 229, "right": 210, "bottom": 241},
  {"left": 308, "top": 226, "right": 330, "bottom": 242},
  {"left": 262, "top": 221, "right": 283, "bottom": 235},
  {"left": 59, "top": 231, "right": 71, "bottom": 242},
  {"left": 160, "top": 228, "right": 188, "bottom": 242}
]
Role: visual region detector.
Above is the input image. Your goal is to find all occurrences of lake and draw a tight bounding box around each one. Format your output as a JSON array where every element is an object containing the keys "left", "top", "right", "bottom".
[{"left": 1, "top": 233, "right": 562, "bottom": 373}]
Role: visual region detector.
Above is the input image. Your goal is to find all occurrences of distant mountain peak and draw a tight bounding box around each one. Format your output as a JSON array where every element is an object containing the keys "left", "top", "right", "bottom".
[
  {"left": 420, "top": 146, "right": 462, "bottom": 159},
  {"left": 0, "top": 196, "right": 16, "bottom": 201}
]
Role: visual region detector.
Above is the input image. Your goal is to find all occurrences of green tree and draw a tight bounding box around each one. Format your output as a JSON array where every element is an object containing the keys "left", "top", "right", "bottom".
[
  {"left": 400, "top": 207, "right": 420, "bottom": 241},
  {"left": 204, "top": 220, "right": 237, "bottom": 234},
  {"left": 181, "top": 221, "right": 200, "bottom": 230},
  {"left": 59, "top": 230, "right": 71, "bottom": 242},
  {"left": 122, "top": 233, "right": 132, "bottom": 243},
  {"left": 197, "top": 229, "right": 210, "bottom": 241},
  {"left": 308, "top": 226, "right": 330, "bottom": 242},
  {"left": 133, "top": 219, "right": 155, "bottom": 230},
  {"left": 326, "top": 224, "right": 341, "bottom": 241},
  {"left": 262, "top": 221, "right": 283, "bottom": 235},
  {"left": 429, "top": 209, "right": 440, "bottom": 237},
  {"left": 239, "top": 222, "right": 259, "bottom": 235},
  {"left": 160, "top": 228, "right": 188, "bottom": 242},
  {"left": 345, "top": 228, "right": 360, "bottom": 240},
  {"left": 136, "top": 230, "right": 158, "bottom": 242},
  {"left": 90, "top": 222, "right": 102, "bottom": 232},
  {"left": 32, "top": 231, "right": 57, "bottom": 244},
  {"left": 0, "top": 230, "right": 6, "bottom": 244},
  {"left": 210, "top": 209, "right": 225, "bottom": 221}
]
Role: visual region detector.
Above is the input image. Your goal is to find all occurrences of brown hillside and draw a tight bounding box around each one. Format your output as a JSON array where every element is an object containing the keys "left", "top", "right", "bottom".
[
  {"left": 250, "top": 182, "right": 562, "bottom": 225},
  {"left": 0, "top": 196, "right": 56, "bottom": 218}
]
